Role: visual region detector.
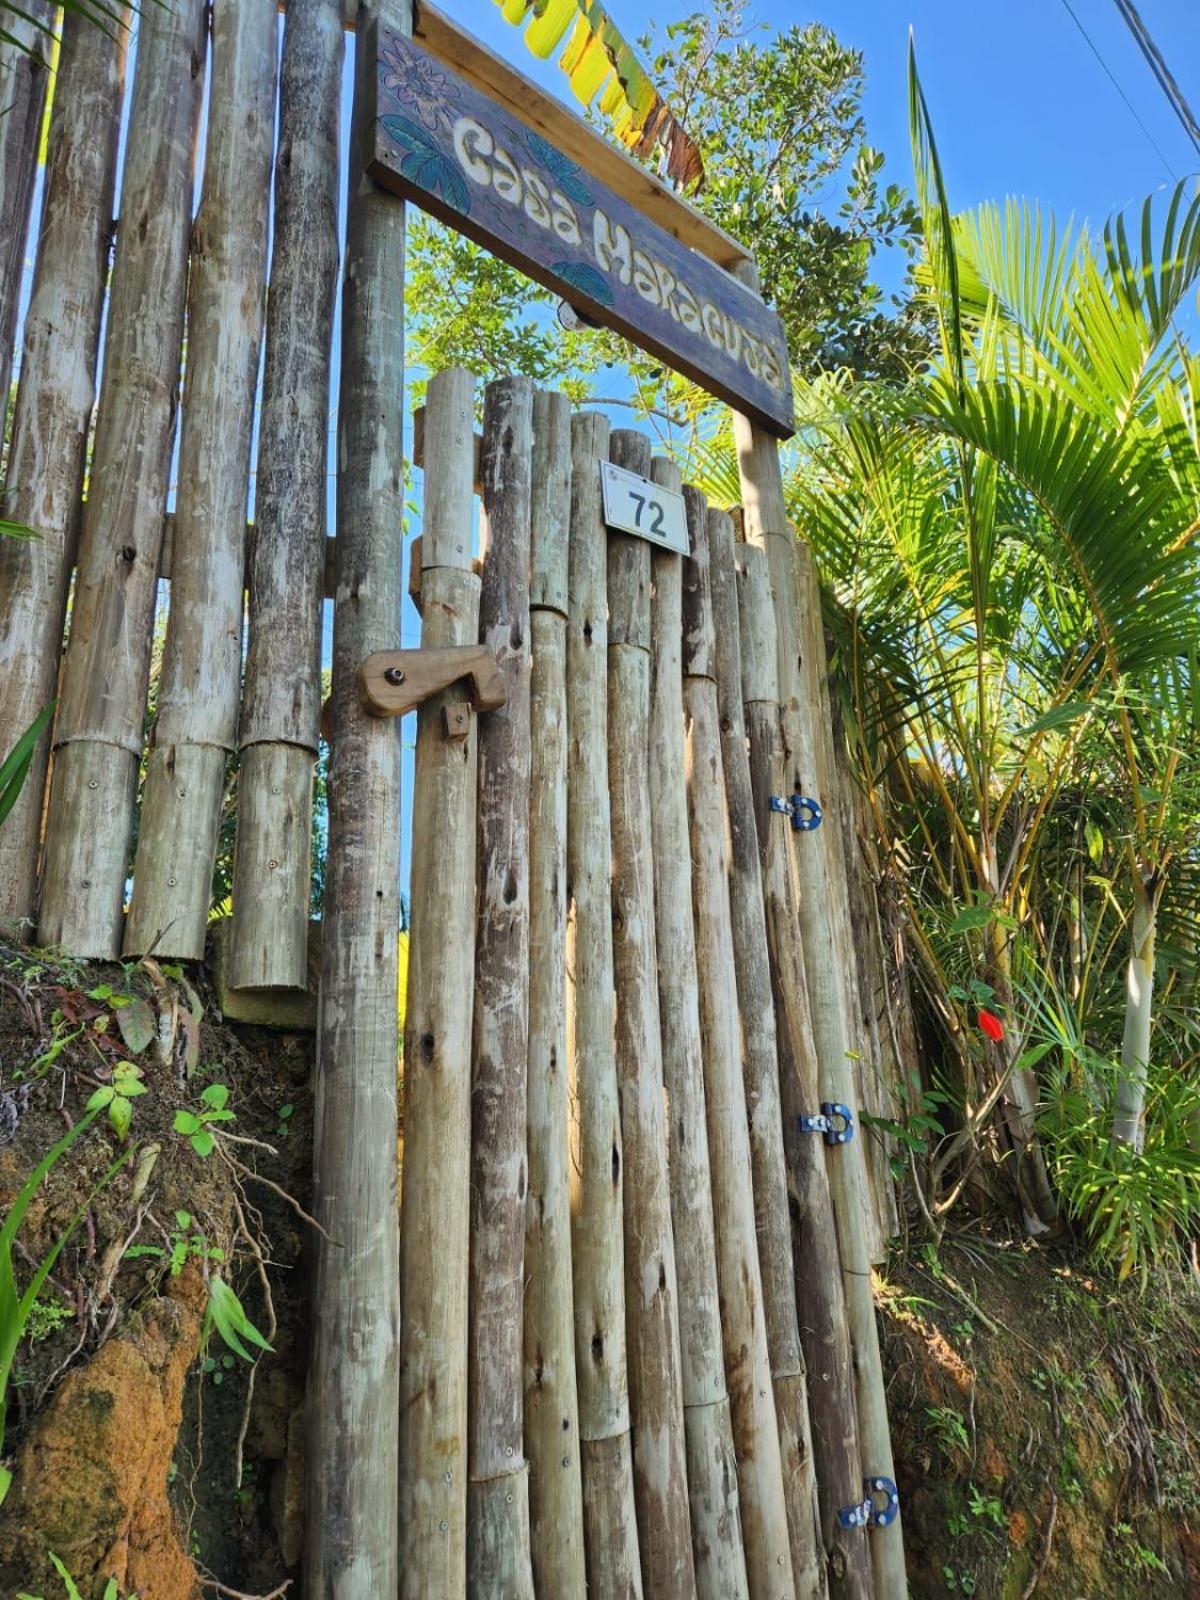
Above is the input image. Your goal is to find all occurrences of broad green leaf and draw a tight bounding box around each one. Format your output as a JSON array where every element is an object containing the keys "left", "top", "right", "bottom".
[
  {"left": 116, "top": 999, "right": 156, "bottom": 1055},
  {"left": 947, "top": 904, "right": 994, "bottom": 934}
]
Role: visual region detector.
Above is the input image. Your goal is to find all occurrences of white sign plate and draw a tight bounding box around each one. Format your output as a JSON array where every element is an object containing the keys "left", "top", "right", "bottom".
[{"left": 600, "top": 461, "right": 690, "bottom": 557}]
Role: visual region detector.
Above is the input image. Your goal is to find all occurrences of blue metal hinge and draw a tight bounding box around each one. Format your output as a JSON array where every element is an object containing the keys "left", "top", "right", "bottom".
[
  {"left": 769, "top": 792, "right": 823, "bottom": 831},
  {"left": 839, "top": 1476, "right": 900, "bottom": 1531},
  {"left": 865, "top": 1476, "right": 901, "bottom": 1528},
  {"left": 798, "top": 1102, "right": 855, "bottom": 1146}
]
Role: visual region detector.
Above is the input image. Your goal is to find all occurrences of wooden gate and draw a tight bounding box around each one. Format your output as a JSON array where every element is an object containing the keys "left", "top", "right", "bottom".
[{"left": 382, "top": 369, "right": 901, "bottom": 1600}]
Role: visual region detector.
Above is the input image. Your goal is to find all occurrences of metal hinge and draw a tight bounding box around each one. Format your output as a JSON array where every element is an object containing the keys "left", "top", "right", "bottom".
[
  {"left": 769, "top": 792, "right": 823, "bottom": 831},
  {"left": 798, "top": 1103, "right": 855, "bottom": 1146},
  {"left": 839, "top": 1476, "right": 900, "bottom": 1530}
]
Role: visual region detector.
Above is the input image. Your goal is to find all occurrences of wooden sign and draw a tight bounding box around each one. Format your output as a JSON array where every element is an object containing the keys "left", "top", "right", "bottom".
[{"left": 368, "top": 25, "right": 794, "bottom": 438}]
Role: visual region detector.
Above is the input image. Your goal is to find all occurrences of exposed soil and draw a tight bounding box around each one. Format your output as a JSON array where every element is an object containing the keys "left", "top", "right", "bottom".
[
  {"left": 880, "top": 1235, "right": 1200, "bottom": 1598},
  {"left": 0, "top": 938, "right": 313, "bottom": 1600}
]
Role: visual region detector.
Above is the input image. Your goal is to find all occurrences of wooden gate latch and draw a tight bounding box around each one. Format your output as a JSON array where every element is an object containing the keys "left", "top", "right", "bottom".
[{"left": 356, "top": 646, "right": 506, "bottom": 739}]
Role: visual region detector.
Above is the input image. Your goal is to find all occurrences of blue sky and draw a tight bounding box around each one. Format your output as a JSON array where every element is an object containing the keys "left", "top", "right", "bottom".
[{"left": 465, "top": 0, "right": 1197, "bottom": 228}]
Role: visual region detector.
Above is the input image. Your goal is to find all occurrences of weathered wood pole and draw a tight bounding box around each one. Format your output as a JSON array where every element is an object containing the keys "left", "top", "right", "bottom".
[
  {"left": 736, "top": 538, "right": 873, "bottom": 1600},
  {"left": 795, "top": 569, "right": 886, "bottom": 1261},
  {"left": 648, "top": 460, "right": 749, "bottom": 1600},
  {"left": 38, "top": 0, "right": 208, "bottom": 957},
  {"left": 304, "top": 4, "right": 406, "bottom": 1592},
  {"left": 0, "top": 0, "right": 53, "bottom": 422},
  {"left": 468, "top": 375, "right": 536, "bottom": 1598},
  {"left": 831, "top": 726, "right": 900, "bottom": 1243},
  {"left": 125, "top": 0, "right": 277, "bottom": 959},
  {"left": 0, "top": 7, "right": 128, "bottom": 934},
  {"left": 606, "top": 431, "right": 695, "bottom": 1599},
  {"left": 232, "top": 0, "right": 344, "bottom": 989},
  {"left": 398, "top": 366, "right": 479, "bottom": 1600},
  {"left": 566, "top": 411, "right": 643, "bottom": 1599},
  {"left": 682, "top": 485, "right": 796, "bottom": 1600},
  {"left": 524, "top": 389, "right": 588, "bottom": 1600},
  {"left": 730, "top": 262, "right": 907, "bottom": 1596},
  {"left": 706, "top": 506, "right": 825, "bottom": 1600}
]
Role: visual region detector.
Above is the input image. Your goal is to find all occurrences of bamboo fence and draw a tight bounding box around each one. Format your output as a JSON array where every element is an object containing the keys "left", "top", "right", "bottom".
[
  {"left": 0, "top": 6, "right": 128, "bottom": 932},
  {"left": 0, "top": 12, "right": 916, "bottom": 1593}
]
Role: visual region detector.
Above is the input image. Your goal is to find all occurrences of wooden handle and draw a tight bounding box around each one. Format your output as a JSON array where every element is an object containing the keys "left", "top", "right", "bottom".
[{"left": 356, "top": 646, "right": 506, "bottom": 720}]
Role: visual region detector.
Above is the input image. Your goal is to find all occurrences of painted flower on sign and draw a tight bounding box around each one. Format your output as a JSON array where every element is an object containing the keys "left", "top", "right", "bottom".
[{"left": 380, "top": 45, "right": 449, "bottom": 132}]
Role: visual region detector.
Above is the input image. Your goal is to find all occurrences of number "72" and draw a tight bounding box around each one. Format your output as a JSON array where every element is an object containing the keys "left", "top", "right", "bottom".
[{"left": 628, "top": 490, "right": 666, "bottom": 536}]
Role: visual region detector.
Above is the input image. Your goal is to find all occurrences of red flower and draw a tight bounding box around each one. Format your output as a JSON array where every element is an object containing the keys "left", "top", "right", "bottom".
[{"left": 977, "top": 1008, "right": 1004, "bottom": 1042}]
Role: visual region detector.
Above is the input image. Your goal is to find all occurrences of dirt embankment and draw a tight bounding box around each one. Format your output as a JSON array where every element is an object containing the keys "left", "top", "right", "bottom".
[
  {"left": 0, "top": 940, "right": 312, "bottom": 1600},
  {"left": 880, "top": 1239, "right": 1200, "bottom": 1598}
]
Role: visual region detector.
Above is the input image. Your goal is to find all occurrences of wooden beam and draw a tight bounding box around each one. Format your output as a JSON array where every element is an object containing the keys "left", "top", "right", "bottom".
[{"left": 411, "top": 2, "right": 750, "bottom": 273}]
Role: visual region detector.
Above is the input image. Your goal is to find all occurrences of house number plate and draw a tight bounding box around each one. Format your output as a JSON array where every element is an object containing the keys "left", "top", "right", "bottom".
[{"left": 600, "top": 461, "right": 690, "bottom": 557}]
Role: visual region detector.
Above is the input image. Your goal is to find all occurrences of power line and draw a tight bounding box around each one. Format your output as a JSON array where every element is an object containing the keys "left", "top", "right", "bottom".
[
  {"left": 1111, "top": 0, "right": 1200, "bottom": 160},
  {"left": 1057, "top": 0, "right": 1180, "bottom": 181}
]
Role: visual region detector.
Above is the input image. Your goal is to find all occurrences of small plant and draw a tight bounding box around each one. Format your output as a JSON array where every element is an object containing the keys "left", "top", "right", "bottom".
[
  {"left": 203, "top": 1352, "right": 237, "bottom": 1386},
  {"left": 125, "top": 1211, "right": 225, "bottom": 1279},
  {"left": 204, "top": 1277, "right": 272, "bottom": 1363},
  {"left": 1111, "top": 1521, "right": 1170, "bottom": 1578},
  {"left": 926, "top": 1403, "right": 970, "bottom": 1457},
  {"left": 174, "top": 1082, "right": 235, "bottom": 1158},
  {"left": 275, "top": 1102, "right": 295, "bottom": 1140},
  {"left": 966, "top": 1483, "right": 1005, "bottom": 1529},
  {"left": 18, "top": 1551, "right": 139, "bottom": 1599},
  {"left": 23, "top": 1295, "right": 73, "bottom": 1344},
  {"left": 86, "top": 1060, "right": 146, "bottom": 1141}
]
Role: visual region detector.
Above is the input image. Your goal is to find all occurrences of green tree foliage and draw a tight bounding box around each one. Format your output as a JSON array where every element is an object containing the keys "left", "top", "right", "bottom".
[{"left": 404, "top": 0, "right": 929, "bottom": 413}]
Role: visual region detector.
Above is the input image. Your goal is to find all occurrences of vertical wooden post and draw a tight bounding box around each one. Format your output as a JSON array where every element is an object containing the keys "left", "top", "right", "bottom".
[
  {"left": 233, "top": 0, "right": 344, "bottom": 989},
  {"left": 305, "top": 4, "right": 406, "bottom": 1593},
  {"left": 566, "top": 411, "right": 643, "bottom": 1600},
  {"left": 125, "top": 0, "right": 277, "bottom": 959},
  {"left": 524, "top": 389, "right": 588, "bottom": 1600},
  {"left": 606, "top": 430, "right": 695, "bottom": 1599},
  {"left": 0, "top": 8, "right": 128, "bottom": 933},
  {"left": 648, "top": 459, "right": 750, "bottom": 1600},
  {"left": 398, "top": 366, "right": 478, "bottom": 1600},
  {"left": 831, "top": 728, "right": 900, "bottom": 1244},
  {"left": 0, "top": 0, "right": 53, "bottom": 422},
  {"left": 468, "top": 375, "right": 536, "bottom": 1598},
  {"left": 794, "top": 558, "right": 886, "bottom": 1260},
  {"left": 682, "top": 486, "right": 796, "bottom": 1600},
  {"left": 730, "top": 258, "right": 906, "bottom": 1599},
  {"left": 38, "top": 0, "right": 208, "bottom": 958},
  {"left": 706, "top": 506, "right": 825, "bottom": 1600},
  {"left": 737, "top": 539, "right": 873, "bottom": 1600}
]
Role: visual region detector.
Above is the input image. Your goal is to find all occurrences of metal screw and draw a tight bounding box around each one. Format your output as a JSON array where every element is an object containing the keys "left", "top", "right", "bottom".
[
  {"left": 87, "top": 780, "right": 98, "bottom": 790},
  {"left": 384, "top": 666, "right": 407, "bottom": 685},
  {"left": 505, "top": 1446, "right": 514, "bottom": 1457},
  {"left": 444, "top": 1471, "right": 452, "bottom": 1484},
  {"left": 268, "top": 859, "right": 279, "bottom": 870},
  {"left": 439, "top": 1520, "right": 447, "bottom": 1533},
  {"left": 168, "top": 877, "right": 177, "bottom": 887}
]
